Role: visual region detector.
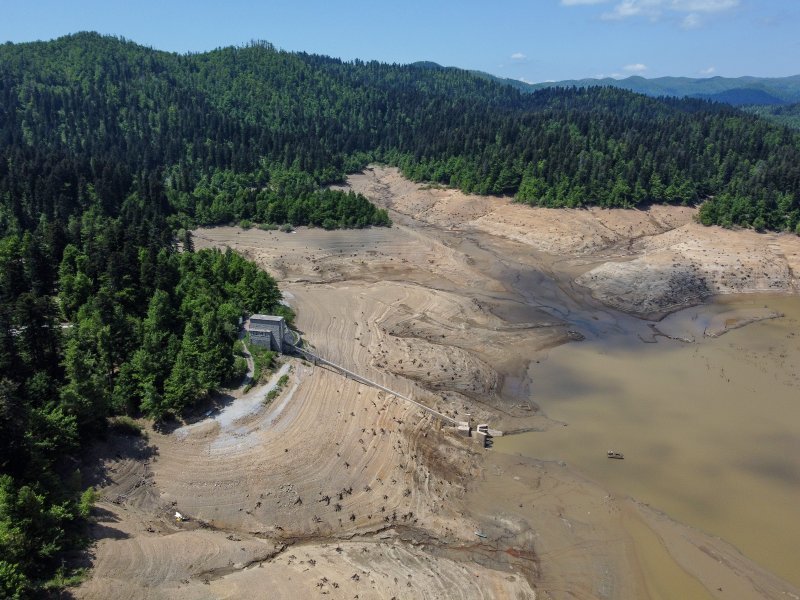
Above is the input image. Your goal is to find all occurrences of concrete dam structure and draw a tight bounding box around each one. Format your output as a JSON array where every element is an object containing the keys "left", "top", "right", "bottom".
[
  {"left": 247, "top": 315, "right": 491, "bottom": 441},
  {"left": 247, "top": 314, "right": 296, "bottom": 353}
]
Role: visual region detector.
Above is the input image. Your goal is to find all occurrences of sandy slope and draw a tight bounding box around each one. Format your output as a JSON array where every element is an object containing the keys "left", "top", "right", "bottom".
[
  {"left": 77, "top": 276, "right": 538, "bottom": 598},
  {"left": 77, "top": 167, "right": 799, "bottom": 599},
  {"left": 342, "top": 167, "right": 800, "bottom": 317}
]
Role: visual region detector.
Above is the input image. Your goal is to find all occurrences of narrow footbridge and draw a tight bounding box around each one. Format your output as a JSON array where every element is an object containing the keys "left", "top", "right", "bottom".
[{"left": 290, "top": 344, "right": 459, "bottom": 427}]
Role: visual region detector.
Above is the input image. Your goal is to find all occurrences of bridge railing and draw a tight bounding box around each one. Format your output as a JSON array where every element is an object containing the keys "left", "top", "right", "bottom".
[{"left": 291, "top": 345, "right": 458, "bottom": 427}]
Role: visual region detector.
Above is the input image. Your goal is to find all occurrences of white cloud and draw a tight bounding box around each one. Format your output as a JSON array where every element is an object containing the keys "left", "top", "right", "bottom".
[
  {"left": 672, "top": 1, "right": 738, "bottom": 10},
  {"left": 682, "top": 13, "right": 701, "bottom": 27},
  {"left": 699, "top": 65, "right": 716, "bottom": 75},
  {"left": 603, "top": 0, "right": 653, "bottom": 19},
  {"left": 623, "top": 63, "right": 648, "bottom": 72},
  {"left": 511, "top": 52, "right": 527, "bottom": 60},
  {"left": 594, "top": 0, "right": 739, "bottom": 23}
]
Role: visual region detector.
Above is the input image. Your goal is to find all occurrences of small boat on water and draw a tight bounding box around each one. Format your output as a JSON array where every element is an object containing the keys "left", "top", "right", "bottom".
[{"left": 607, "top": 450, "right": 624, "bottom": 459}]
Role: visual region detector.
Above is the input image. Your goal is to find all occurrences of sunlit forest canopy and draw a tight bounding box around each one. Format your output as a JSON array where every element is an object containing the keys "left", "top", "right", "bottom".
[{"left": 1, "top": 32, "right": 799, "bottom": 233}]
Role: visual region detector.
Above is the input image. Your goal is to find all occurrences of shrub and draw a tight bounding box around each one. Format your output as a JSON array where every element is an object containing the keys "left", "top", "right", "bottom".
[
  {"left": 231, "top": 356, "right": 248, "bottom": 382},
  {"left": 0, "top": 561, "right": 28, "bottom": 600},
  {"left": 246, "top": 337, "right": 276, "bottom": 384},
  {"left": 78, "top": 488, "right": 96, "bottom": 519}
]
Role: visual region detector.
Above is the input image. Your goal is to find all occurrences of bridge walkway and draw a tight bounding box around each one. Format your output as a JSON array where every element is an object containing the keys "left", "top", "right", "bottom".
[{"left": 290, "top": 345, "right": 459, "bottom": 427}]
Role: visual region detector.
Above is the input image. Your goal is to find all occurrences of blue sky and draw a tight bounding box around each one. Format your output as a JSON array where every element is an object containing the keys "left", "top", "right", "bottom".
[{"left": 1, "top": 1, "right": 798, "bottom": 81}]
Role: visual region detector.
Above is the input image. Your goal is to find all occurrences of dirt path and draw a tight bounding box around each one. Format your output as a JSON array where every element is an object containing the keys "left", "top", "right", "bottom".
[
  {"left": 77, "top": 167, "right": 799, "bottom": 599},
  {"left": 240, "top": 335, "right": 254, "bottom": 387}
]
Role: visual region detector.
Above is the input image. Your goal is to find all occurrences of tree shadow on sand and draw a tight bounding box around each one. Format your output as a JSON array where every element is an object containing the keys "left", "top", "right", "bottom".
[
  {"left": 81, "top": 432, "right": 158, "bottom": 490},
  {"left": 58, "top": 436, "right": 154, "bottom": 598},
  {"left": 87, "top": 511, "right": 132, "bottom": 542},
  {"left": 153, "top": 388, "right": 240, "bottom": 434}
]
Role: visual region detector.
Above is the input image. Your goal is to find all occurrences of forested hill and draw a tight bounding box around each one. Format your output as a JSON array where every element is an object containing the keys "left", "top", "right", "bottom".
[
  {"left": 1, "top": 32, "right": 800, "bottom": 596},
  {"left": 746, "top": 103, "right": 800, "bottom": 132},
  {"left": 2, "top": 32, "right": 800, "bottom": 233}
]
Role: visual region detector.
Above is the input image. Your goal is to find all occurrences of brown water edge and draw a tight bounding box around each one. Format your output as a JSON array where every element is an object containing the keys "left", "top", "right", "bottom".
[
  {"left": 621, "top": 505, "right": 714, "bottom": 600},
  {"left": 493, "top": 293, "right": 800, "bottom": 588}
]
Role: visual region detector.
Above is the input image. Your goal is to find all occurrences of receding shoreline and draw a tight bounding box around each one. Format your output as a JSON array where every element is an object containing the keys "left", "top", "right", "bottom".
[
  {"left": 77, "top": 167, "right": 800, "bottom": 599},
  {"left": 340, "top": 166, "right": 800, "bottom": 320},
  {"left": 494, "top": 294, "right": 800, "bottom": 590}
]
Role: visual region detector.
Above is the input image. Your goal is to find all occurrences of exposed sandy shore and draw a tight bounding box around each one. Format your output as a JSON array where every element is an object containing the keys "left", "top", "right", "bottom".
[
  {"left": 76, "top": 167, "right": 799, "bottom": 599},
  {"left": 342, "top": 167, "right": 799, "bottom": 318}
]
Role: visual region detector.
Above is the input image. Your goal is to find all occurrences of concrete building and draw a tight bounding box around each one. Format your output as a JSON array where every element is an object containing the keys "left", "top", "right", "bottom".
[{"left": 248, "top": 314, "right": 287, "bottom": 353}]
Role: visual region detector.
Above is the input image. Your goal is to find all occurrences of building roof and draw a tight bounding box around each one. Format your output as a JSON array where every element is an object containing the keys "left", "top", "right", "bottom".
[
  {"left": 249, "top": 314, "right": 285, "bottom": 332},
  {"left": 250, "top": 314, "right": 285, "bottom": 323}
]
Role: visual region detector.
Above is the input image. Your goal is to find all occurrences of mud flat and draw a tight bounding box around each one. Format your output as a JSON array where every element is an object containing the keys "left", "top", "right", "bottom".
[{"left": 77, "top": 166, "right": 799, "bottom": 599}]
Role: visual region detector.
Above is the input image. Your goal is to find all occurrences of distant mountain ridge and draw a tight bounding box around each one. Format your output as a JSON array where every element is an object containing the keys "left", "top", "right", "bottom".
[
  {"left": 475, "top": 72, "right": 800, "bottom": 106},
  {"left": 699, "top": 88, "right": 786, "bottom": 106}
]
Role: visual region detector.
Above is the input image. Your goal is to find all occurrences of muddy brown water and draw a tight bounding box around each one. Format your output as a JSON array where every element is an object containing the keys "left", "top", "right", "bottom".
[{"left": 494, "top": 294, "right": 800, "bottom": 588}]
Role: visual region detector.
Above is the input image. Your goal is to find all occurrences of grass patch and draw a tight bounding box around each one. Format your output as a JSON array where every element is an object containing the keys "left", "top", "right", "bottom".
[
  {"left": 246, "top": 335, "right": 276, "bottom": 385},
  {"left": 108, "top": 416, "right": 144, "bottom": 437},
  {"left": 41, "top": 567, "right": 89, "bottom": 591},
  {"left": 262, "top": 370, "right": 291, "bottom": 406}
]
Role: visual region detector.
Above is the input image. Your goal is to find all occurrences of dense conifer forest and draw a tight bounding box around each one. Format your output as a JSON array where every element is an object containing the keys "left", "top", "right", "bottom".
[
  {"left": 2, "top": 33, "right": 799, "bottom": 233},
  {"left": 745, "top": 102, "right": 800, "bottom": 132},
  {"left": 0, "top": 221, "right": 286, "bottom": 596},
  {"left": 1, "top": 32, "right": 800, "bottom": 596}
]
